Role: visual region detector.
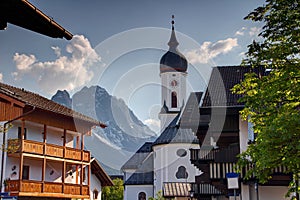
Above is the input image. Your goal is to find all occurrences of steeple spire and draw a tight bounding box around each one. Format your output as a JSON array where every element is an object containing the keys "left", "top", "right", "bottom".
[{"left": 168, "top": 15, "right": 179, "bottom": 50}]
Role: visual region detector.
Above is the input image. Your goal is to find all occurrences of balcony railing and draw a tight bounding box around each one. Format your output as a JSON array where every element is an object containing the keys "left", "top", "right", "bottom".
[
  {"left": 190, "top": 144, "right": 239, "bottom": 164},
  {"left": 7, "top": 139, "right": 90, "bottom": 162},
  {"left": 5, "top": 180, "right": 89, "bottom": 197}
]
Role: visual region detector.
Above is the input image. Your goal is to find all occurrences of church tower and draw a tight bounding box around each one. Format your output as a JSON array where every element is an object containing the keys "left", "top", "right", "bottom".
[{"left": 159, "top": 16, "right": 188, "bottom": 131}]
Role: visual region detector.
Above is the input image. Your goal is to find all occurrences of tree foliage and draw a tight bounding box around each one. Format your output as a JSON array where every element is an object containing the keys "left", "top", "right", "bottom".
[
  {"left": 148, "top": 190, "right": 166, "bottom": 200},
  {"left": 101, "top": 178, "right": 124, "bottom": 200},
  {"left": 232, "top": 0, "right": 300, "bottom": 198}
]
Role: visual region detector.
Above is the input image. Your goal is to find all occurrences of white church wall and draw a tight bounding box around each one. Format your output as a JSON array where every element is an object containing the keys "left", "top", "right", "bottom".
[
  {"left": 90, "top": 173, "right": 102, "bottom": 200},
  {"left": 153, "top": 143, "right": 201, "bottom": 195},
  {"left": 124, "top": 185, "right": 153, "bottom": 200}
]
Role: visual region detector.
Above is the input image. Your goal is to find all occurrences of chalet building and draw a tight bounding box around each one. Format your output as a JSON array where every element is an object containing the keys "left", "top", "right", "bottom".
[
  {"left": 187, "top": 66, "right": 291, "bottom": 200},
  {"left": 0, "top": 82, "right": 113, "bottom": 200}
]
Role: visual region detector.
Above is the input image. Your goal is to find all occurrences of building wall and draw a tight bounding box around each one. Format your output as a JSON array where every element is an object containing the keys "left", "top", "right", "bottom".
[
  {"left": 124, "top": 185, "right": 153, "bottom": 200},
  {"left": 90, "top": 173, "right": 102, "bottom": 200},
  {"left": 153, "top": 143, "right": 201, "bottom": 195}
]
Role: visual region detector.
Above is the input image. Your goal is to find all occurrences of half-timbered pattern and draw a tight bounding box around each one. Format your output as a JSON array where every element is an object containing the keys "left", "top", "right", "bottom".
[{"left": 0, "top": 82, "right": 110, "bottom": 200}]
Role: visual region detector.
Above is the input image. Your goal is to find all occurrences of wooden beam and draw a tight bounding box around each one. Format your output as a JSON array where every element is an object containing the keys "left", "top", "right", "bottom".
[
  {"left": 80, "top": 164, "right": 83, "bottom": 195},
  {"left": 41, "top": 158, "right": 46, "bottom": 192},
  {"left": 21, "top": 119, "right": 25, "bottom": 139},
  {"left": 88, "top": 164, "right": 90, "bottom": 187},
  {"left": 62, "top": 161, "right": 65, "bottom": 194},
  {"left": 0, "top": 93, "right": 25, "bottom": 108},
  {"left": 19, "top": 153, "right": 23, "bottom": 191},
  {"left": 63, "top": 129, "right": 66, "bottom": 147}
]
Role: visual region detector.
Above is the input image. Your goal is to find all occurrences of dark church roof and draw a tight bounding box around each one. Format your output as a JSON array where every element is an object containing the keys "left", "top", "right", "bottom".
[
  {"left": 121, "top": 142, "right": 153, "bottom": 170},
  {"left": 153, "top": 92, "right": 203, "bottom": 146},
  {"left": 153, "top": 114, "right": 198, "bottom": 146},
  {"left": 122, "top": 143, "right": 154, "bottom": 185},
  {"left": 160, "top": 18, "right": 187, "bottom": 73},
  {"left": 202, "top": 66, "right": 267, "bottom": 107},
  {"left": 124, "top": 171, "right": 154, "bottom": 185}
]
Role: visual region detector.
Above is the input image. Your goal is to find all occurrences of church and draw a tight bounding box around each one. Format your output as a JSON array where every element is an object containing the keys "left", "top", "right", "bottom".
[{"left": 121, "top": 17, "right": 202, "bottom": 200}]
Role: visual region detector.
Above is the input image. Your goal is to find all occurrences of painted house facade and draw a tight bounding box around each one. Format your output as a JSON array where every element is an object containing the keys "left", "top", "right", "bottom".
[
  {"left": 188, "top": 66, "right": 291, "bottom": 200},
  {"left": 0, "top": 82, "right": 112, "bottom": 200}
]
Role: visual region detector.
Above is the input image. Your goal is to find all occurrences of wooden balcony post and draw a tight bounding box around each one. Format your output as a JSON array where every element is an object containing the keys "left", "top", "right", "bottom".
[
  {"left": 21, "top": 119, "right": 25, "bottom": 139},
  {"left": 19, "top": 153, "right": 23, "bottom": 191},
  {"left": 63, "top": 129, "right": 66, "bottom": 147},
  {"left": 88, "top": 164, "right": 90, "bottom": 188},
  {"left": 43, "top": 124, "right": 47, "bottom": 152},
  {"left": 81, "top": 134, "right": 84, "bottom": 161},
  {"left": 80, "top": 164, "right": 83, "bottom": 195},
  {"left": 42, "top": 157, "right": 46, "bottom": 192},
  {"left": 62, "top": 161, "right": 65, "bottom": 193}
]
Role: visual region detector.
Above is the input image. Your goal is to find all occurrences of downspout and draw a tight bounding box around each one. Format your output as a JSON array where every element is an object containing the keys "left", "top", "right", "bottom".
[{"left": 0, "top": 106, "right": 36, "bottom": 192}]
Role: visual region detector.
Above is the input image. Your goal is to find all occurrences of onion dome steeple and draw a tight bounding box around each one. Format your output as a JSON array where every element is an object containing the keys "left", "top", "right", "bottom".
[{"left": 160, "top": 15, "right": 188, "bottom": 73}]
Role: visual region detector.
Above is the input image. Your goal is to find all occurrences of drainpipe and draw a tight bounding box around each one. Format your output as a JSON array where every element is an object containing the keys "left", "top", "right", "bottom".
[{"left": 0, "top": 106, "right": 36, "bottom": 192}]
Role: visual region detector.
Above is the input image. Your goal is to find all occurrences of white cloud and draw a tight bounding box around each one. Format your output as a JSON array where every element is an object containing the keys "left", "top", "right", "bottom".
[
  {"left": 186, "top": 38, "right": 238, "bottom": 64},
  {"left": 249, "top": 27, "right": 261, "bottom": 37},
  {"left": 235, "top": 27, "right": 247, "bottom": 36},
  {"left": 144, "top": 118, "right": 160, "bottom": 134},
  {"left": 51, "top": 46, "right": 61, "bottom": 57},
  {"left": 12, "top": 35, "right": 101, "bottom": 94},
  {"left": 0, "top": 73, "right": 3, "bottom": 82}
]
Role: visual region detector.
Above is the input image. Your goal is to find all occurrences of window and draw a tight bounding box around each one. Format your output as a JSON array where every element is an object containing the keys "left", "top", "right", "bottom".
[
  {"left": 93, "top": 189, "right": 99, "bottom": 200},
  {"left": 171, "top": 92, "right": 177, "bottom": 108},
  {"left": 176, "top": 166, "right": 188, "bottom": 179},
  {"left": 176, "top": 149, "right": 187, "bottom": 157},
  {"left": 22, "top": 165, "right": 29, "bottom": 180},
  {"left": 138, "top": 192, "right": 146, "bottom": 200},
  {"left": 18, "top": 127, "right": 27, "bottom": 140}
]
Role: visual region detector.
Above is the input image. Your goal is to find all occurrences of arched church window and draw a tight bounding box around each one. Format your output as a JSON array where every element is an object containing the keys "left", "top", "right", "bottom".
[
  {"left": 93, "top": 189, "right": 99, "bottom": 200},
  {"left": 138, "top": 192, "right": 146, "bottom": 200},
  {"left": 176, "top": 166, "right": 188, "bottom": 179},
  {"left": 171, "top": 91, "right": 177, "bottom": 108}
]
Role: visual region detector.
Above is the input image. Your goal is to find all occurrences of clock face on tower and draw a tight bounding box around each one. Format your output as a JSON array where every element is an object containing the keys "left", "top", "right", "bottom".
[{"left": 170, "top": 80, "right": 178, "bottom": 88}]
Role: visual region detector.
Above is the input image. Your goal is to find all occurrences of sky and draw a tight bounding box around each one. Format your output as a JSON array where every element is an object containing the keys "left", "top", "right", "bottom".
[{"left": 0, "top": 0, "right": 265, "bottom": 133}]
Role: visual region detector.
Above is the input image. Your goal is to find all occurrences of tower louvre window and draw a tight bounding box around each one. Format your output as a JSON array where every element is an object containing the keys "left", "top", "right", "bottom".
[{"left": 171, "top": 91, "right": 177, "bottom": 108}]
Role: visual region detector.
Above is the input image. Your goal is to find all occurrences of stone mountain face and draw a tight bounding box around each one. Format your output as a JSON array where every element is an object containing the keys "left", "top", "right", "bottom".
[{"left": 51, "top": 86, "right": 156, "bottom": 174}]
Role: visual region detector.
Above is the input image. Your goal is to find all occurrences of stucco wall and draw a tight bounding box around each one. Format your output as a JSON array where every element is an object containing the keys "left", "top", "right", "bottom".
[
  {"left": 90, "top": 173, "right": 102, "bottom": 200},
  {"left": 124, "top": 185, "right": 153, "bottom": 200},
  {"left": 153, "top": 143, "right": 201, "bottom": 195}
]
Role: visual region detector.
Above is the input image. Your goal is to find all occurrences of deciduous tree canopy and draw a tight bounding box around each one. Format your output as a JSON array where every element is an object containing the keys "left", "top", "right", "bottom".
[{"left": 232, "top": 0, "right": 300, "bottom": 199}]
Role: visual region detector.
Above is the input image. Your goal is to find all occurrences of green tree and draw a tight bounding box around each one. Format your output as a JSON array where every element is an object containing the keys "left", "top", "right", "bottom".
[
  {"left": 102, "top": 178, "right": 123, "bottom": 200},
  {"left": 148, "top": 190, "right": 166, "bottom": 200},
  {"left": 232, "top": 0, "right": 300, "bottom": 199}
]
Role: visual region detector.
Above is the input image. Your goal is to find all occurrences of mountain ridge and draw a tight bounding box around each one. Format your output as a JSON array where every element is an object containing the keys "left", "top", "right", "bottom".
[{"left": 51, "top": 85, "right": 157, "bottom": 175}]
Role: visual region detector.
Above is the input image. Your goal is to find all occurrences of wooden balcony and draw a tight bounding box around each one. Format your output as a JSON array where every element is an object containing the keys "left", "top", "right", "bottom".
[
  {"left": 190, "top": 144, "right": 239, "bottom": 165},
  {"left": 7, "top": 139, "right": 90, "bottom": 162},
  {"left": 5, "top": 180, "right": 89, "bottom": 198}
]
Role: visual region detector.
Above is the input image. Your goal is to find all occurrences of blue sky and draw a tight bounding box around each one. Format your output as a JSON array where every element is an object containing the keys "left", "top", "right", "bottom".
[{"left": 0, "top": 0, "right": 264, "bottom": 133}]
